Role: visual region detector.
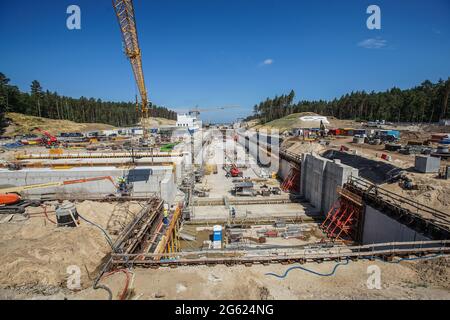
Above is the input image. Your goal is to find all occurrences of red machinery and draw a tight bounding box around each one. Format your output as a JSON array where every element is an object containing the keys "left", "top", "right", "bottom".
[
  {"left": 32, "top": 127, "right": 59, "bottom": 146},
  {"left": 230, "top": 166, "right": 243, "bottom": 178}
]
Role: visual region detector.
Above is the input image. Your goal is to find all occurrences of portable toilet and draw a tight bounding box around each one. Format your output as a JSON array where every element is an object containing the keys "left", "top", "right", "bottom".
[{"left": 212, "top": 225, "right": 222, "bottom": 249}]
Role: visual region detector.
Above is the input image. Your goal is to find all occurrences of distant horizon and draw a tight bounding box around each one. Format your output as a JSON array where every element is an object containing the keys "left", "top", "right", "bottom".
[{"left": 1, "top": 0, "right": 449, "bottom": 123}]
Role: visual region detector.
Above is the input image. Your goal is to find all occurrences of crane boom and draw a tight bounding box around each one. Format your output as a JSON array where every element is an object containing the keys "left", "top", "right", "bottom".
[
  {"left": 0, "top": 176, "right": 118, "bottom": 194},
  {"left": 112, "top": 0, "right": 149, "bottom": 134}
]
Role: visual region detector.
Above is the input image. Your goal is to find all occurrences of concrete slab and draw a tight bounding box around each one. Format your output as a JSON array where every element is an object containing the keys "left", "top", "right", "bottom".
[{"left": 192, "top": 203, "right": 320, "bottom": 220}]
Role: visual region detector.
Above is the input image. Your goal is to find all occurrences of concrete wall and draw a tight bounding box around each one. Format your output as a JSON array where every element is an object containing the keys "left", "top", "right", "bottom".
[
  {"left": 278, "top": 158, "right": 292, "bottom": 181},
  {"left": 0, "top": 166, "right": 177, "bottom": 205},
  {"left": 300, "top": 153, "right": 358, "bottom": 215},
  {"left": 322, "top": 159, "right": 359, "bottom": 216},
  {"left": 362, "top": 206, "right": 430, "bottom": 244}
]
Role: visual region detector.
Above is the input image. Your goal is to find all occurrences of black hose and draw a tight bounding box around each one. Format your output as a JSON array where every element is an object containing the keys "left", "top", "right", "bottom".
[
  {"left": 93, "top": 282, "right": 113, "bottom": 300},
  {"left": 76, "top": 213, "right": 116, "bottom": 300},
  {"left": 77, "top": 212, "right": 114, "bottom": 249}
]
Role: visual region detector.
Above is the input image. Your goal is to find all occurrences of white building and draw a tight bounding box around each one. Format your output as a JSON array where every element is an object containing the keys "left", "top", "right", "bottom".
[{"left": 176, "top": 113, "right": 200, "bottom": 131}]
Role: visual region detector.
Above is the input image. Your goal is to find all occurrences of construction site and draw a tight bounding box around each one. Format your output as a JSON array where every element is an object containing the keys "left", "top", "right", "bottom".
[{"left": 1, "top": 1, "right": 449, "bottom": 301}]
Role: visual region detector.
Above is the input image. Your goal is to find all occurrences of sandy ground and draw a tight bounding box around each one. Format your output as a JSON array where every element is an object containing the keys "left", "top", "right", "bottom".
[
  {"left": 381, "top": 172, "right": 450, "bottom": 215},
  {"left": 2, "top": 258, "right": 448, "bottom": 300},
  {"left": 0, "top": 201, "right": 144, "bottom": 292}
]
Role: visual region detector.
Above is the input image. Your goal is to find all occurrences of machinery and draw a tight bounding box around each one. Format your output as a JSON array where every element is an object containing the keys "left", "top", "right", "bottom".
[
  {"left": 31, "top": 128, "right": 59, "bottom": 147},
  {"left": 112, "top": 0, "right": 150, "bottom": 139},
  {"left": 224, "top": 164, "right": 243, "bottom": 178},
  {"left": 0, "top": 176, "right": 118, "bottom": 214}
]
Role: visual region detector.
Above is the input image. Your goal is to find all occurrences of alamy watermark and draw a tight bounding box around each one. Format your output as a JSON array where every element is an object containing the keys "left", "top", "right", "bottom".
[
  {"left": 366, "top": 265, "right": 382, "bottom": 290},
  {"left": 66, "top": 265, "right": 81, "bottom": 290},
  {"left": 66, "top": 5, "right": 81, "bottom": 30},
  {"left": 367, "top": 5, "right": 381, "bottom": 30}
]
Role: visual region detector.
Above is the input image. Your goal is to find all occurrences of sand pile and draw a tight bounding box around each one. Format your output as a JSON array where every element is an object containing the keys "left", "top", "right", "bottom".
[
  {"left": 381, "top": 173, "right": 450, "bottom": 216},
  {"left": 0, "top": 200, "right": 144, "bottom": 291},
  {"left": 282, "top": 138, "right": 325, "bottom": 155}
]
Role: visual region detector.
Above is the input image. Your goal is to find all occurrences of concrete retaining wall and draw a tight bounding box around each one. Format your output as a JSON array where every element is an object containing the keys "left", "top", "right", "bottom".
[
  {"left": 0, "top": 166, "right": 177, "bottom": 205},
  {"left": 362, "top": 206, "right": 430, "bottom": 244},
  {"left": 300, "top": 153, "right": 358, "bottom": 215}
]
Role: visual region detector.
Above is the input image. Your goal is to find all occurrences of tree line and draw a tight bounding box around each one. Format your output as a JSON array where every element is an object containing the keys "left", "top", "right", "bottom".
[
  {"left": 248, "top": 78, "right": 450, "bottom": 124},
  {"left": 0, "top": 72, "right": 177, "bottom": 132}
]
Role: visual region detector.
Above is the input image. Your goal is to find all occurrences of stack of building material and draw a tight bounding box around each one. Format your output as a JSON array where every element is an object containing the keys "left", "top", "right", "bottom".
[{"left": 429, "top": 134, "right": 450, "bottom": 144}]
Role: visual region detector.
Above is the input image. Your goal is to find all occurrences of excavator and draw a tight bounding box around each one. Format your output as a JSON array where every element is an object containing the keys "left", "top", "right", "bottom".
[
  {"left": 30, "top": 127, "right": 59, "bottom": 147},
  {"left": 0, "top": 176, "right": 119, "bottom": 214}
]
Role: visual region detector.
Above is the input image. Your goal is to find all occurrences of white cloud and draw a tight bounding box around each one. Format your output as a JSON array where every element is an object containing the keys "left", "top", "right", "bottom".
[
  {"left": 358, "top": 38, "right": 387, "bottom": 49},
  {"left": 260, "top": 59, "right": 274, "bottom": 66}
]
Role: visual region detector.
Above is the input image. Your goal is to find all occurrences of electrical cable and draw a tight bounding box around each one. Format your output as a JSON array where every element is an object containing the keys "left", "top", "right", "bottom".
[
  {"left": 77, "top": 211, "right": 114, "bottom": 249},
  {"left": 101, "top": 269, "right": 131, "bottom": 300},
  {"left": 41, "top": 205, "right": 57, "bottom": 224},
  {"left": 265, "top": 259, "right": 350, "bottom": 279}
]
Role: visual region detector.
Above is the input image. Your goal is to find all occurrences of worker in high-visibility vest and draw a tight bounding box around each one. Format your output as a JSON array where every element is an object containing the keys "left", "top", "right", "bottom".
[
  {"left": 229, "top": 206, "right": 236, "bottom": 219},
  {"left": 117, "top": 176, "right": 128, "bottom": 195},
  {"left": 163, "top": 208, "right": 169, "bottom": 225}
]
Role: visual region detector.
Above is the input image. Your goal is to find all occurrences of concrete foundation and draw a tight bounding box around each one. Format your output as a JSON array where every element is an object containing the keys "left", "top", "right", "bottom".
[{"left": 0, "top": 166, "right": 177, "bottom": 205}]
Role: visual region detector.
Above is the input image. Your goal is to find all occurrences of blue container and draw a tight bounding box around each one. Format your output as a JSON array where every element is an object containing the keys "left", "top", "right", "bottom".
[{"left": 213, "top": 225, "right": 222, "bottom": 242}]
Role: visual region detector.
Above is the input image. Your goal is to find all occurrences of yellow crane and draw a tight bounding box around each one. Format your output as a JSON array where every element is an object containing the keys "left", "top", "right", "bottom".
[{"left": 112, "top": 0, "right": 149, "bottom": 139}]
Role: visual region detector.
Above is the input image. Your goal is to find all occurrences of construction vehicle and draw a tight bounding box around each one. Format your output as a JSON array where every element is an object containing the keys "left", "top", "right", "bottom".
[
  {"left": 232, "top": 181, "right": 257, "bottom": 197},
  {"left": 224, "top": 164, "right": 243, "bottom": 178},
  {"left": 31, "top": 127, "right": 59, "bottom": 147},
  {"left": 0, "top": 176, "right": 119, "bottom": 214}
]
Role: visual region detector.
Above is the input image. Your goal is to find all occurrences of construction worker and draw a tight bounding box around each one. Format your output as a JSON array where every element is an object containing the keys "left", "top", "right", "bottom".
[
  {"left": 163, "top": 207, "right": 169, "bottom": 225},
  {"left": 229, "top": 206, "right": 236, "bottom": 219},
  {"left": 319, "top": 120, "right": 326, "bottom": 138},
  {"left": 117, "top": 176, "right": 128, "bottom": 196}
]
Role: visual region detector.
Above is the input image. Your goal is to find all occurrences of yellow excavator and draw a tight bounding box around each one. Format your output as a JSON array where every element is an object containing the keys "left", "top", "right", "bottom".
[{"left": 0, "top": 176, "right": 118, "bottom": 214}]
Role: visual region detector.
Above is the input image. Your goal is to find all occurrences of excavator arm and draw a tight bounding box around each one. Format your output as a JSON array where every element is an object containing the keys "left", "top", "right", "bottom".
[{"left": 0, "top": 176, "right": 119, "bottom": 205}]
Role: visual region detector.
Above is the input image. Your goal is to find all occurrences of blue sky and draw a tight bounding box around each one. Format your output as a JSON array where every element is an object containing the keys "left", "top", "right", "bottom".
[{"left": 1, "top": 0, "right": 449, "bottom": 123}]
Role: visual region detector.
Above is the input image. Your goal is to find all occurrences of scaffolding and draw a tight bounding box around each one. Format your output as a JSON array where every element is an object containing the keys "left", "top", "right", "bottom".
[
  {"left": 281, "top": 167, "right": 300, "bottom": 193},
  {"left": 321, "top": 187, "right": 363, "bottom": 242}
]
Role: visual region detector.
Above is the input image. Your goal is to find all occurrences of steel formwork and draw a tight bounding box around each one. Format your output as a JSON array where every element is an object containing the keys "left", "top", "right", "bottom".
[{"left": 321, "top": 187, "right": 364, "bottom": 242}]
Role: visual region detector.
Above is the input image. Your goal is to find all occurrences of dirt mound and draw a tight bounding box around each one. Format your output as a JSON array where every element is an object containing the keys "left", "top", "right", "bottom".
[
  {"left": 139, "top": 117, "right": 176, "bottom": 128},
  {"left": 4, "top": 113, "right": 115, "bottom": 137},
  {"left": 253, "top": 113, "right": 362, "bottom": 133},
  {"left": 381, "top": 172, "right": 450, "bottom": 215},
  {"left": 411, "top": 258, "right": 450, "bottom": 289},
  {"left": 282, "top": 137, "right": 325, "bottom": 154}
]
